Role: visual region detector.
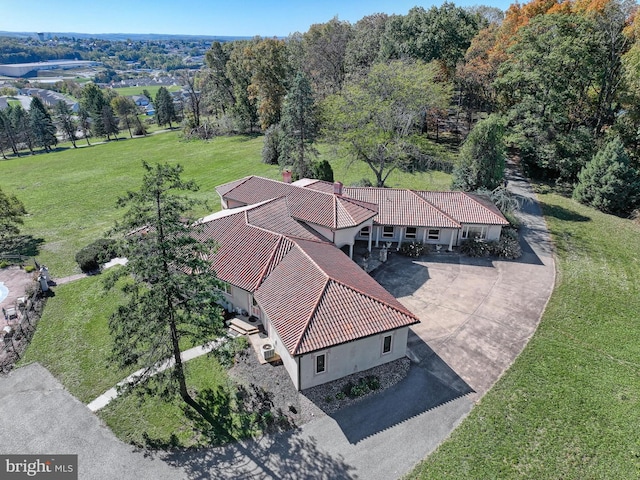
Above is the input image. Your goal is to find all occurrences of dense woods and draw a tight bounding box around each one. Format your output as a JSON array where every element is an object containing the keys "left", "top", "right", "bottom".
[{"left": 3, "top": 0, "right": 640, "bottom": 215}]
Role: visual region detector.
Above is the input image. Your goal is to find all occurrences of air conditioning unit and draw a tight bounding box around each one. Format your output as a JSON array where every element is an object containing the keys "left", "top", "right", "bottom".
[{"left": 262, "top": 343, "right": 275, "bottom": 360}]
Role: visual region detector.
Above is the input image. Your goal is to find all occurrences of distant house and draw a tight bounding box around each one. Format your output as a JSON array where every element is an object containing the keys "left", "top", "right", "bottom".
[
  {"left": 130, "top": 95, "right": 150, "bottom": 106},
  {"left": 19, "top": 88, "right": 79, "bottom": 112},
  {"left": 204, "top": 174, "right": 508, "bottom": 390}
]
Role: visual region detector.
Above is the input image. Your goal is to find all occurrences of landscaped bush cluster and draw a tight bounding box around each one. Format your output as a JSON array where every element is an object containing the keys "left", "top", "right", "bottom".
[
  {"left": 460, "top": 228, "right": 522, "bottom": 259},
  {"left": 75, "top": 238, "right": 119, "bottom": 273},
  {"left": 212, "top": 336, "right": 249, "bottom": 368},
  {"left": 399, "top": 241, "right": 429, "bottom": 258},
  {"left": 341, "top": 375, "right": 381, "bottom": 399}
]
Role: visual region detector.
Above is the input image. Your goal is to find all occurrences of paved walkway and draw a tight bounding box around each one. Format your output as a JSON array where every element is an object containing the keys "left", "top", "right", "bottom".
[{"left": 87, "top": 340, "right": 223, "bottom": 412}]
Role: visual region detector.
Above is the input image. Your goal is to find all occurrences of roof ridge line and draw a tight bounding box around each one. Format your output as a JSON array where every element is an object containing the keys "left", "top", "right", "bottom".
[
  {"left": 460, "top": 191, "right": 508, "bottom": 224},
  {"left": 410, "top": 189, "right": 461, "bottom": 228},
  {"left": 329, "top": 278, "right": 417, "bottom": 318},
  {"left": 254, "top": 235, "right": 286, "bottom": 290},
  {"left": 291, "top": 277, "right": 330, "bottom": 355}
]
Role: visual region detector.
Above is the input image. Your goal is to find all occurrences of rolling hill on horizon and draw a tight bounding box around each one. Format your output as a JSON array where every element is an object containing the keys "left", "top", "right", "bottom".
[{"left": 0, "top": 31, "right": 253, "bottom": 42}]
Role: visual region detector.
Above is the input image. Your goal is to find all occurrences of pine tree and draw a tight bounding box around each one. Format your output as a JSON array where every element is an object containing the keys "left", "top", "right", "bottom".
[
  {"left": 107, "top": 162, "right": 225, "bottom": 420},
  {"left": 29, "top": 105, "right": 57, "bottom": 152},
  {"left": 452, "top": 114, "right": 505, "bottom": 191},
  {"left": 54, "top": 101, "right": 78, "bottom": 148},
  {"left": 280, "top": 72, "right": 319, "bottom": 180},
  {"left": 573, "top": 137, "right": 640, "bottom": 216},
  {"left": 155, "top": 86, "right": 178, "bottom": 128}
]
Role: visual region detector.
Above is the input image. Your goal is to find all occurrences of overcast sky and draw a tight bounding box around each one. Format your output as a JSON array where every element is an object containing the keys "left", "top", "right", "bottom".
[{"left": 1, "top": 0, "right": 512, "bottom": 37}]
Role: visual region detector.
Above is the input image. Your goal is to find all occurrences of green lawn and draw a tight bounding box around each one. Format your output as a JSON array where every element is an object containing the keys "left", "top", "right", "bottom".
[
  {"left": 19, "top": 274, "right": 131, "bottom": 403},
  {"left": 98, "top": 354, "right": 246, "bottom": 448},
  {"left": 0, "top": 132, "right": 280, "bottom": 276},
  {"left": 110, "top": 85, "right": 181, "bottom": 98},
  {"left": 407, "top": 192, "right": 640, "bottom": 479},
  {"left": 0, "top": 131, "right": 451, "bottom": 277}
]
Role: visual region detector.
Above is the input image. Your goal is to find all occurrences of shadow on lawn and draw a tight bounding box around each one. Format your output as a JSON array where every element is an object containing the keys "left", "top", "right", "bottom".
[
  {"left": 0, "top": 235, "right": 45, "bottom": 259},
  {"left": 139, "top": 384, "right": 355, "bottom": 479}
]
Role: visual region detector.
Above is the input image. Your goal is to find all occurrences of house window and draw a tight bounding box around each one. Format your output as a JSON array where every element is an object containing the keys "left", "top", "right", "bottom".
[
  {"left": 315, "top": 353, "right": 327, "bottom": 374},
  {"left": 382, "top": 226, "right": 395, "bottom": 238},
  {"left": 405, "top": 227, "right": 417, "bottom": 239},
  {"left": 359, "top": 226, "right": 370, "bottom": 237},
  {"left": 428, "top": 229, "right": 440, "bottom": 240},
  {"left": 462, "top": 225, "right": 487, "bottom": 240},
  {"left": 382, "top": 334, "right": 393, "bottom": 355}
]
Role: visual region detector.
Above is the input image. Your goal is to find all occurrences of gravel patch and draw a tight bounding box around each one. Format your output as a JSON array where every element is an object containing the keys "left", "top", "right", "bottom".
[
  {"left": 303, "top": 357, "right": 411, "bottom": 414},
  {"left": 229, "top": 347, "right": 411, "bottom": 426}
]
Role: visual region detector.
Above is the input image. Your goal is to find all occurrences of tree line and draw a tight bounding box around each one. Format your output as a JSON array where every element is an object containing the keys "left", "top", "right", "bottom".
[
  {"left": 4, "top": 0, "right": 640, "bottom": 215},
  {"left": 194, "top": 0, "right": 640, "bottom": 215}
]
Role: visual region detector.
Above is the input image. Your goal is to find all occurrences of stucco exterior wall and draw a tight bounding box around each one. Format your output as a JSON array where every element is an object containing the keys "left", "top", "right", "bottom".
[
  {"left": 298, "top": 327, "right": 410, "bottom": 390},
  {"left": 261, "top": 312, "right": 301, "bottom": 389},
  {"left": 486, "top": 225, "right": 503, "bottom": 241},
  {"left": 357, "top": 225, "right": 459, "bottom": 249}
]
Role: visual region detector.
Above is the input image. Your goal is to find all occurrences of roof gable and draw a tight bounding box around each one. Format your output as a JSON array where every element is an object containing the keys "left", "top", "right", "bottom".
[
  {"left": 216, "top": 176, "right": 377, "bottom": 230},
  {"left": 343, "top": 187, "right": 460, "bottom": 228},
  {"left": 415, "top": 191, "right": 509, "bottom": 225},
  {"left": 255, "top": 238, "right": 418, "bottom": 356}
]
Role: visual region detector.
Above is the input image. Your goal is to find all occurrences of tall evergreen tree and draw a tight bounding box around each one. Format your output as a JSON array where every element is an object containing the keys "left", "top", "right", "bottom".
[
  {"left": 107, "top": 162, "right": 225, "bottom": 419},
  {"left": 155, "top": 86, "right": 178, "bottom": 128},
  {"left": 29, "top": 103, "right": 57, "bottom": 152},
  {"left": 0, "top": 107, "right": 19, "bottom": 157},
  {"left": 280, "top": 72, "right": 319, "bottom": 179},
  {"left": 54, "top": 101, "right": 77, "bottom": 148},
  {"left": 452, "top": 114, "right": 506, "bottom": 191},
  {"left": 10, "top": 104, "right": 34, "bottom": 154}
]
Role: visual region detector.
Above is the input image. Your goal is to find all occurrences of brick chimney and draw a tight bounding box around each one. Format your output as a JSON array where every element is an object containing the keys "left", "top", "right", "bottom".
[
  {"left": 333, "top": 181, "right": 343, "bottom": 196},
  {"left": 282, "top": 170, "right": 292, "bottom": 184}
]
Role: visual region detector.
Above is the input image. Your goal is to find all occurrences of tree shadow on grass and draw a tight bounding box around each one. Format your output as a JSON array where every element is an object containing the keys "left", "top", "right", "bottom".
[
  {"left": 0, "top": 235, "right": 45, "bottom": 258},
  {"left": 541, "top": 202, "right": 591, "bottom": 223},
  {"left": 138, "top": 384, "right": 356, "bottom": 479}
]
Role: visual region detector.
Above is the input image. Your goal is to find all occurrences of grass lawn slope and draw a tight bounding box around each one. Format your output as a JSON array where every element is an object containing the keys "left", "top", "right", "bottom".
[
  {"left": 0, "top": 131, "right": 451, "bottom": 277},
  {"left": 0, "top": 132, "right": 279, "bottom": 276},
  {"left": 407, "top": 192, "right": 640, "bottom": 479}
]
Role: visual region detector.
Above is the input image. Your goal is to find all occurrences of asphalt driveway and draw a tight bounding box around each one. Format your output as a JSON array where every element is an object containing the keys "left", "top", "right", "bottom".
[{"left": 0, "top": 163, "right": 555, "bottom": 479}]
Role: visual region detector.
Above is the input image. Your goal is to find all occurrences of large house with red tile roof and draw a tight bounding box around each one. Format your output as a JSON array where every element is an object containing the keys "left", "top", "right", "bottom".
[{"left": 201, "top": 175, "right": 508, "bottom": 390}]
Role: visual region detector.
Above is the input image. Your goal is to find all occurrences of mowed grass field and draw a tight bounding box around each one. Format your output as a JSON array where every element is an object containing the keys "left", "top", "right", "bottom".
[
  {"left": 110, "top": 84, "right": 182, "bottom": 98},
  {"left": 407, "top": 192, "right": 640, "bottom": 479},
  {"left": 0, "top": 131, "right": 451, "bottom": 277}
]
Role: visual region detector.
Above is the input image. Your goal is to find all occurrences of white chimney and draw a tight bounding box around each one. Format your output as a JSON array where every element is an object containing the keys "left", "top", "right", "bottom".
[{"left": 334, "top": 181, "right": 343, "bottom": 195}]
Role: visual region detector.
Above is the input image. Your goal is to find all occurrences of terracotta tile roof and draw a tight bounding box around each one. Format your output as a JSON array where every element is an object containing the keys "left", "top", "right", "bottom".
[
  {"left": 216, "top": 176, "right": 377, "bottom": 230},
  {"left": 255, "top": 239, "right": 418, "bottom": 355},
  {"left": 245, "top": 197, "right": 322, "bottom": 241},
  {"left": 294, "top": 179, "right": 335, "bottom": 194},
  {"left": 202, "top": 188, "right": 419, "bottom": 357},
  {"left": 415, "top": 191, "right": 509, "bottom": 225},
  {"left": 197, "top": 208, "right": 301, "bottom": 292},
  {"left": 343, "top": 187, "right": 460, "bottom": 228}
]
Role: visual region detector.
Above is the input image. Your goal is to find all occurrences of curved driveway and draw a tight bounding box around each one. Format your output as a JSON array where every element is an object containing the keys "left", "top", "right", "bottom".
[{"left": 0, "top": 164, "right": 555, "bottom": 479}]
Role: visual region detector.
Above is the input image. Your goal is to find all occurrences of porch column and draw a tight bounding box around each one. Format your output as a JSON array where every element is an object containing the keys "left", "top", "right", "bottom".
[
  {"left": 448, "top": 230, "right": 455, "bottom": 251},
  {"left": 397, "top": 227, "right": 404, "bottom": 251},
  {"left": 368, "top": 229, "right": 373, "bottom": 252},
  {"left": 375, "top": 226, "right": 380, "bottom": 248},
  {"left": 422, "top": 228, "right": 427, "bottom": 244},
  {"left": 349, "top": 243, "right": 354, "bottom": 259}
]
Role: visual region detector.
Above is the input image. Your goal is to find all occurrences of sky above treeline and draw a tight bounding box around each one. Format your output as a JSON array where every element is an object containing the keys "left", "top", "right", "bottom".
[{"left": 2, "top": 0, "right": 513, "bottom": 37}]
